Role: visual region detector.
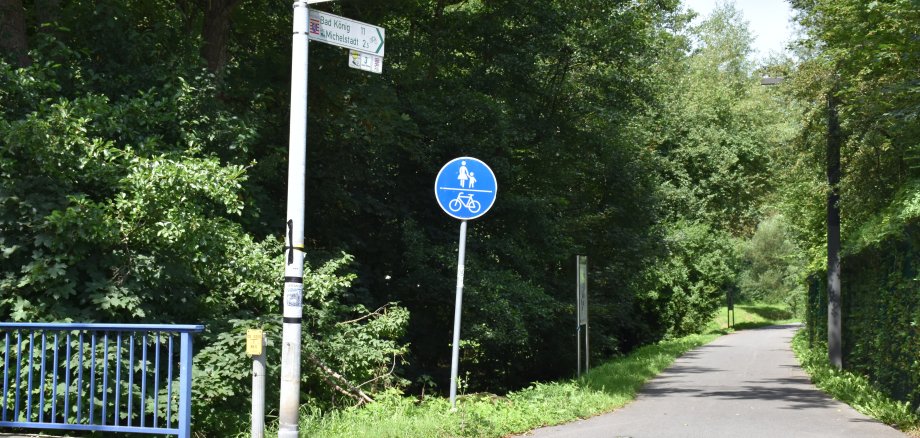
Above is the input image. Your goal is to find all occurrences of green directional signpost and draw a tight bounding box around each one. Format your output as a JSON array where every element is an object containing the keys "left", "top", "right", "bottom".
[{"left": 278, "top": 2, "right": 385, "bottom": 438}]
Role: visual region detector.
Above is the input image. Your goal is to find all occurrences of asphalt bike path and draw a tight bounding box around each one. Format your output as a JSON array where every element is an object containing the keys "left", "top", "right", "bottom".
[{"left": 520, "top": 324, "right": 905, "bottom": 438}]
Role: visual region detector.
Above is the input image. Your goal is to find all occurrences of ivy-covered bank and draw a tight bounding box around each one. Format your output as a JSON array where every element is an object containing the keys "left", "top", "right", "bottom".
[
  {"left": 789, "top": 0, "right": 919, "bottom": 424},
  {"left": 805, "top": 221, "right": 920, "bottom": 410}
]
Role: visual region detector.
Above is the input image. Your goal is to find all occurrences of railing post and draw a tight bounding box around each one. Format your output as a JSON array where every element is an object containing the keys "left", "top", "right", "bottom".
[
  {"left": 26, "top": 331, "right": 34, "bottom": 422},
  {"left": 178, "top": 332, "right": 194, "bottom": 438},
  {"left": 2, "top": 332, "right": 9, "bottom": 422}
]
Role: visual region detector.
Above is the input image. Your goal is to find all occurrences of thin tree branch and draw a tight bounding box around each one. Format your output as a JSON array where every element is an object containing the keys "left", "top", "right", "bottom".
[
  {"left": 357, "top": 354, "right": 398, "bottom": 389},
  {"left": 336, "top": 305, "right": 388, "bottom": 326}
]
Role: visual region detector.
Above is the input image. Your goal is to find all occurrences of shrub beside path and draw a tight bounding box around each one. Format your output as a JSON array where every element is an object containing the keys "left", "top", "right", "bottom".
[{"left": 519, "top": 324, "right": 905, "bottom": 438}]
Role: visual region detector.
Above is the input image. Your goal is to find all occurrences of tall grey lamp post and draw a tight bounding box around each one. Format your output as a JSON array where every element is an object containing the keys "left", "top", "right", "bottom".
[{"left": 761, "top": 75, "right": 842, "bottom": 370}]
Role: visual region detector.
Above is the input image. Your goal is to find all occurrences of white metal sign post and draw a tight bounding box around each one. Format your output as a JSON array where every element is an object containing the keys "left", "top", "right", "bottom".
[
  {"left": 576, "top": 255, "right": 588, "bottom": 377},
  {"left": 278, "top": 3, "right": 309, "bottom": 437},
  {"left": 279, "top": 2, "right": 385, "bottom": 437},
  {"left": 434, "top": 157, "right": 497, "bottom": 410}
]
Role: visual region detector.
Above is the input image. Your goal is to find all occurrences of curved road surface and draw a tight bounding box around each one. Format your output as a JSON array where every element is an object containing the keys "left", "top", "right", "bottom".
[{"left": 520, "top": 324, "right": 904, "bottom": 438}]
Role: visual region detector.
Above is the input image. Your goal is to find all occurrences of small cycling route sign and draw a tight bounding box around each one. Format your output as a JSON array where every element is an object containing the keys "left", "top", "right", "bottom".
[{"left": 434, "top": 157, "right": 497, "bottom": 220}]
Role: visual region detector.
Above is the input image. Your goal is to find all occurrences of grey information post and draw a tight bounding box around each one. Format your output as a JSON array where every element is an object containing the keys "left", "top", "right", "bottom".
[
  {"left": 576, "top": 255, "right": 589, "bottom": 376},
  {"left": 577, "top": 256, "right": 588, "bottom": 325}
]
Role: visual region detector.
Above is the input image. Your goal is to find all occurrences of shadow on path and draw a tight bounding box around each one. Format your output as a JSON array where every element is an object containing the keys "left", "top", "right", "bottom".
[{"left": 702, "top": 385, "right": 835, "bottom": 410}]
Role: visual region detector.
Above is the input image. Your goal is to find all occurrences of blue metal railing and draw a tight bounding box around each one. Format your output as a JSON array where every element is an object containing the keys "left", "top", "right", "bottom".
[{"left": 0, "top": 323, "right": 204, "bottom": 437}]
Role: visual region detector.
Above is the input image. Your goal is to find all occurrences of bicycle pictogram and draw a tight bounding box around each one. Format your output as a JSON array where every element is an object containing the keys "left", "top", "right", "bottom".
[{"left": 448, "top": 192, "right": 481, "bottom": 213}]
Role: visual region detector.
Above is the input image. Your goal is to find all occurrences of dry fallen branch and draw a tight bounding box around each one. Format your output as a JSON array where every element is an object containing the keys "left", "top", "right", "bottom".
[{"left": 306, "top": 352, "right": 374, "bottom": 405}]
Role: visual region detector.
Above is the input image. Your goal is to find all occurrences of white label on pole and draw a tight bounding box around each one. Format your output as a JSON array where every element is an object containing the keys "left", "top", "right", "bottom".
[
  {"left": 577, "top": 255, "right": 588, "bottom": 325},
  {"left": 284, "top": 283, "right": 303, "bottom": 318},
  {"left": 308, "top": 10, "right": 385, "bottom": 56},
  {"left": 348, "top": 50, "right": 383, "bottom": 74}
]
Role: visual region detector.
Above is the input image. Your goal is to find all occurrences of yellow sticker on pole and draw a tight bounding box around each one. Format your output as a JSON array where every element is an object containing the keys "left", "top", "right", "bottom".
[{"left": 247, "top": 329, "right": 263, "bottom": 356}]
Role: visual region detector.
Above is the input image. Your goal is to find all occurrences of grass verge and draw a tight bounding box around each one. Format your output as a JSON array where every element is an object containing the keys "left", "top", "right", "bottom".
[
  {"left": 708, "top": 303, "right": 799, "bottom": 331},
  {"left": 268, "top": 303, "right": 795, "bottom": 437},
  {"left": 791, "top": 329, "right": 920, "bottom": 434},
  {"left": 287, "top": 332, "right": 720, "bottom": 437}
]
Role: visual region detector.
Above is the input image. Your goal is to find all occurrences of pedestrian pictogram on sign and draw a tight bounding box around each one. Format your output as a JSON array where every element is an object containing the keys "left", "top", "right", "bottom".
[{"left": 434, "top": 157, "right": 497, "bottom": 220}]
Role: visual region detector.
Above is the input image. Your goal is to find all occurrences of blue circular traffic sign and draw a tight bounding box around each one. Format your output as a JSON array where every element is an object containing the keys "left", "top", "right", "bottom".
[{"left": 434, "top": 157, "right": 497, "bottom": 220}]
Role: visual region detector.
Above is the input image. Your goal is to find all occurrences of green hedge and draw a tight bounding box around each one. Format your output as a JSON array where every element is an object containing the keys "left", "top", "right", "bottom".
[{"left": 805, "top": 222, "right": 920, "bottom": 410}]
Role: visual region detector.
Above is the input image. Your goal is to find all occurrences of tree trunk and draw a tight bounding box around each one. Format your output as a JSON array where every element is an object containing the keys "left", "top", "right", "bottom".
[
  {"left": 35, "top": 0, "right": 61, "bottom": 40},
  {"left": 34, "top": 0, "right": 60, "bottom": 27},
  {"left": 200, "top": 0, "right": 240, "bottom": 73},
  {"left": 826, "top": 88, "right": 843, "bottom": 370},
  {"left": 0, "top": 0, "right": 30, "bottom": 67}
]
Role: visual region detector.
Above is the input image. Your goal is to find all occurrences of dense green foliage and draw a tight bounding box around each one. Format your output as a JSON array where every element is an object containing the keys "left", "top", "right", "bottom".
[
  {"left": 634, "top": 4, "right": 796, "bottom": 337},
  {"left": 0, "top": 2, "right": 409, "bottom": 434},
  {"left": 778, "top": 0, "right": 920, "bottom": 260},
  {"left": 1, "top": 0, "right": 770, "bottom": 401},
  {"left": 737, "top": 215, "right": 807, "bottom": 312}
]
